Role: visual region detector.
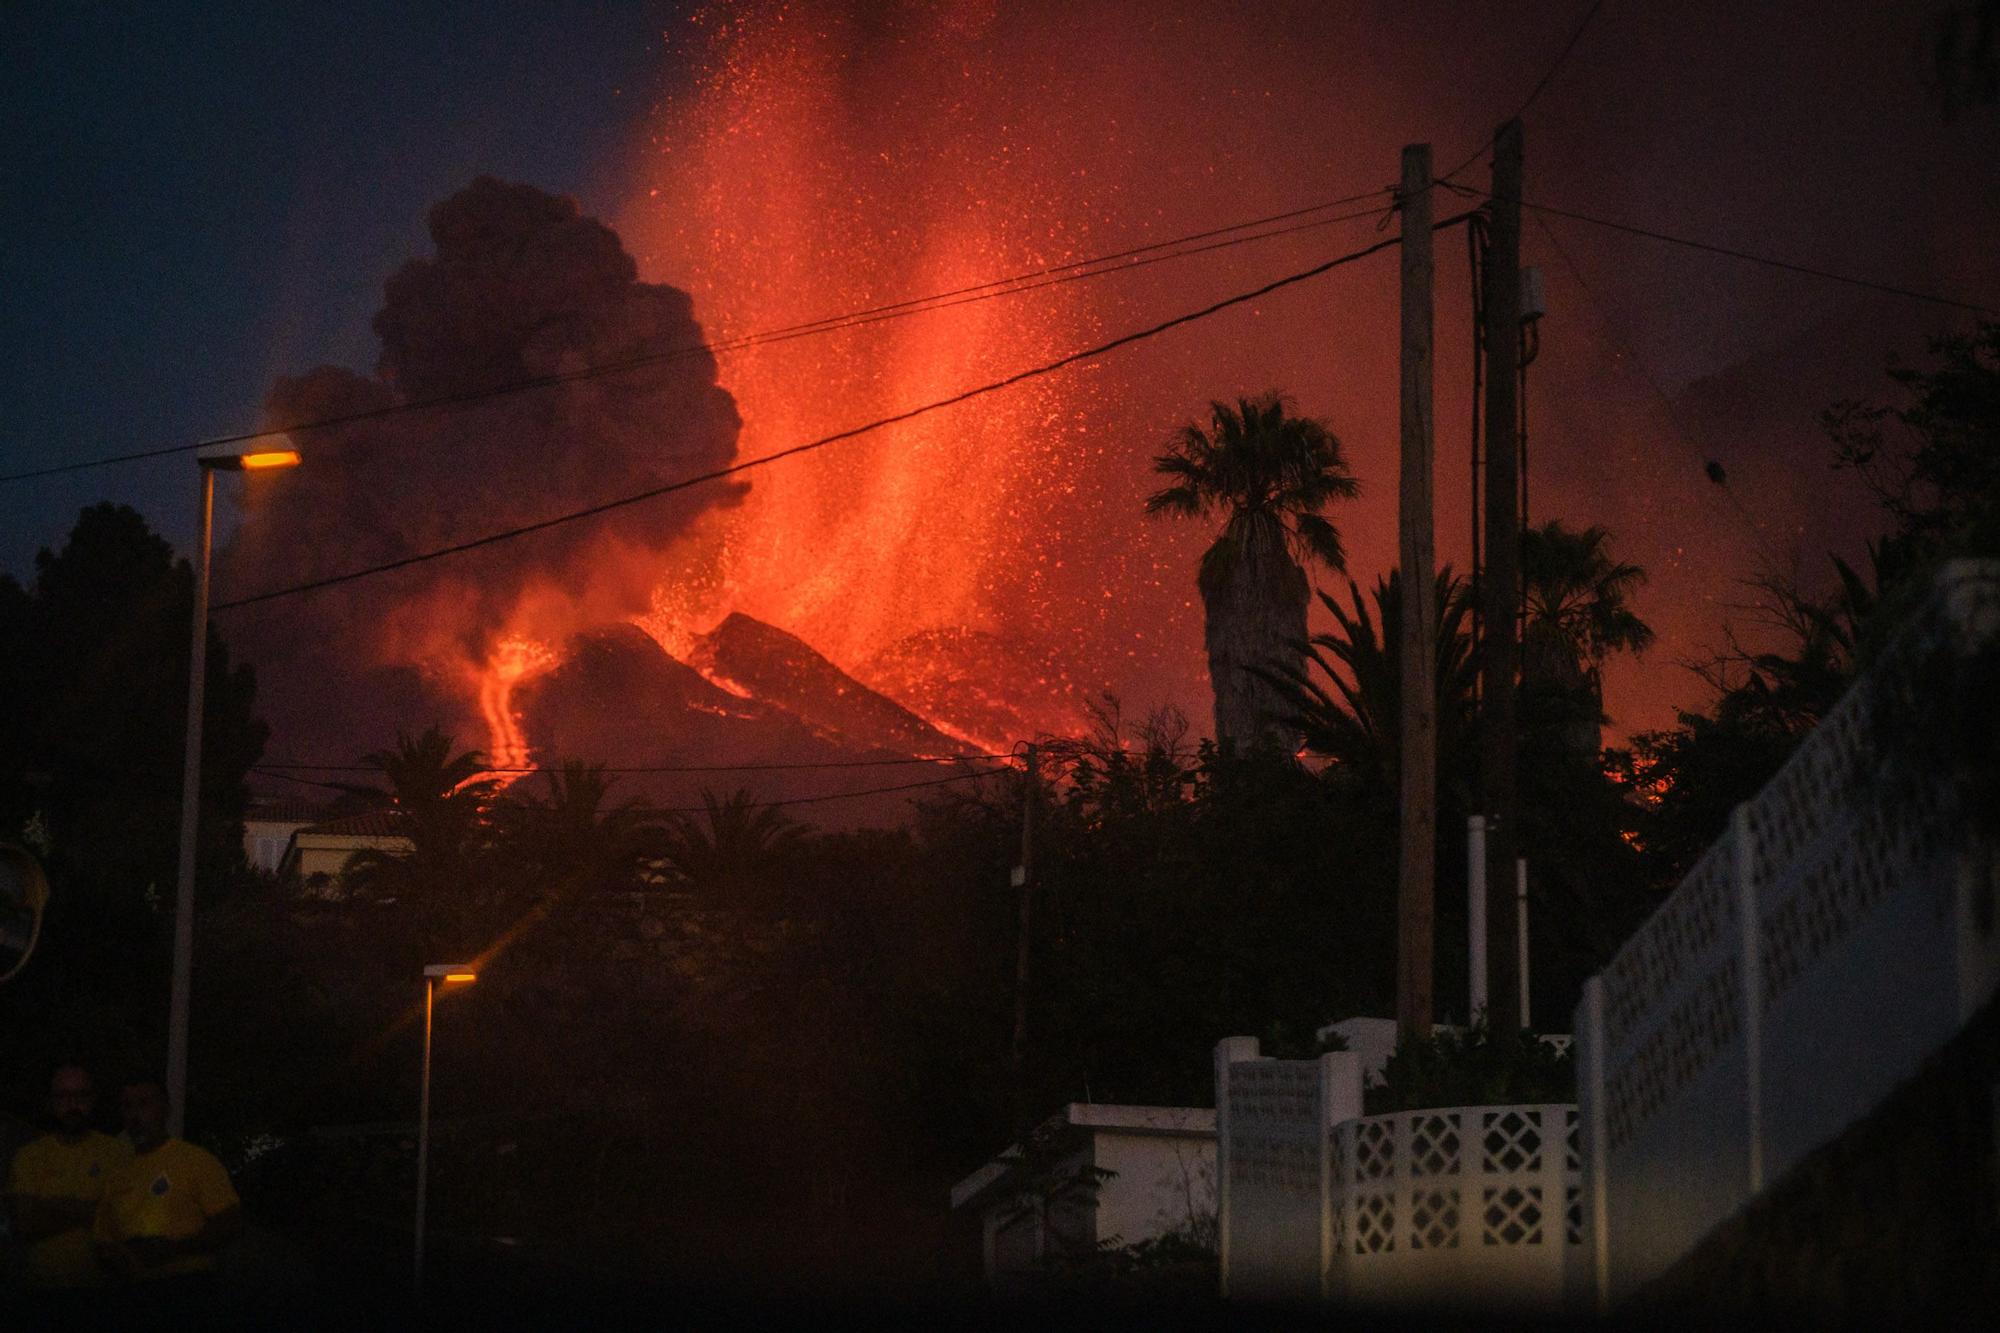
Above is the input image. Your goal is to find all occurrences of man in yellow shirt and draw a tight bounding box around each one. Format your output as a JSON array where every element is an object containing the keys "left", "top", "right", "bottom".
[
  {"left": 92, "top": 1073, "right": 241, "bottom": 1285},
  {"left": 7, "top": 1062, "right": 131, "bottom": 1289}
]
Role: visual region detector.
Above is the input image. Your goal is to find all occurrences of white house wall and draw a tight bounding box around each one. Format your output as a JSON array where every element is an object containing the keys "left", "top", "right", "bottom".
[{"left": 1089, "top": 1129, "right": 1215, "bottom": 1249}]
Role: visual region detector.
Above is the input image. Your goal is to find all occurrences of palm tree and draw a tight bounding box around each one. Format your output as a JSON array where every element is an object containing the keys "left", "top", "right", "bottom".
[
  {"left": 659, "top": 788, "right": 811, "bottom": 909},
  {"left": 1147, "top": 393, "right": 1359, "bottom": 749},
  {"left": 493, "top": 761, "right": 669, "bottom": 899},
  {"left": 1519, "top": 522, "right": 1654, "bottom": 753},
  {"left": 480, "top": 762, "right": 672, "bottom": 993},
  {"left": 340, "top": 727, "right": 495, "bottom": 929},
  {"left": 1262, "top": 568, "right": 1478, "bottom": 801}
]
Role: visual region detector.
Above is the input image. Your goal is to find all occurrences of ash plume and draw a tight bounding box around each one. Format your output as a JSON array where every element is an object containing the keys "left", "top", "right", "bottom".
[{"left": 221, "top": 176, "right": 742, "bottom": 764}]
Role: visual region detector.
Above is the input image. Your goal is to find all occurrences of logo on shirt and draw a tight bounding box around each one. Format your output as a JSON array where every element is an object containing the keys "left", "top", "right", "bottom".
[
  {"left": 88, "top": 1161, "right": 101, "bottom": 1178},
  {"left": 150, "top": 1173, "right": 170, "bottom": 1196}
]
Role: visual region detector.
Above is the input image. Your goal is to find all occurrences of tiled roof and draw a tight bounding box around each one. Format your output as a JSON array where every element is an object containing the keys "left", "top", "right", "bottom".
[
  {"left": 245, "top": 801, "right": 328, "bottom": 825},
  {"left": 299, "top": 810, "right": 409, "bottom": 839}
]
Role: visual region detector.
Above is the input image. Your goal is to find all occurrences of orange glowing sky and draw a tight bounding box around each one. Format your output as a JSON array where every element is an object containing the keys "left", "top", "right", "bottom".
[{"left": 597, "top": 0, "right": 1996, "bottom": 745}]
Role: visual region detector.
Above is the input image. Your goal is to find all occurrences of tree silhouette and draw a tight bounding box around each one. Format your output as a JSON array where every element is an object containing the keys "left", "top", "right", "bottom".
[
  {"left": 659, "top": 788, "right": 810, "bottom": 910},
  {"left": 493, "top": 761, "right": 669, "bottom": 901},
  {"left": 1147, "top": 393, "right": 1358, "bottom": 750},
  {"left": 340, "top": 727, "right": 495, "bottom": 943},
  {"left": 1519, "top": 521, "right": 1654, "bottom": 754},
  {"left": 1261, "top": 568, "right": 1478, "bottom": 803}
]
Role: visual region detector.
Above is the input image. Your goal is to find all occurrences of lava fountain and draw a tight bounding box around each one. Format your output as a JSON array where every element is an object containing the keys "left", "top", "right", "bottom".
[
  {"left": 614, "top": 0, "right": 1434, "bottom": 745},
  {"left": 622, "top": 1, "right": 1103, "bottom": 689}
]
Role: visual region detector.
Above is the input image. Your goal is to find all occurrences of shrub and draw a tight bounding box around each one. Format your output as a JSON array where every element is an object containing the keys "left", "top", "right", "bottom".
[{"left": 1366, "top": 1021, "right": 1574, "bottom": 1114}]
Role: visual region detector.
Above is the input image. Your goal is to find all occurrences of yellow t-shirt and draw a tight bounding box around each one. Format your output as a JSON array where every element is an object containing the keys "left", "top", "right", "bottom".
[
  {"left": 92, "top": 1138, "right": 240, "bottom": 1280},
  {"left": 8, "top": 1130, "right": 133, "bottom": 1288}
]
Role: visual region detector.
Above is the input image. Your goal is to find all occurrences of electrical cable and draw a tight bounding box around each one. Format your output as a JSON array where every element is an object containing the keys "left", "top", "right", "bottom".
[
  {"left": 1524, "top": 196, "right": 2000, "bottom": 317},
  {"left": 1527, "top": 210, "right": 1786, "bottom": 567},
  {"left": 0, "top": 188, "right": 1393, "bottom": 485},
  {"left": 1437, "top": 181, "right": 2000, "bottom": 317},
  {"left": 1439, "top": 0, "right": 1610, "bottom": 182},
  {"left": 212, "top": 214, "right": 1473, "bottom": 612},
  {"left": 255, "top": 752, "right": 1011, "bottom": 774},
  {"left": 250, "top": 762, "right": 1012, "bottom": 813}
]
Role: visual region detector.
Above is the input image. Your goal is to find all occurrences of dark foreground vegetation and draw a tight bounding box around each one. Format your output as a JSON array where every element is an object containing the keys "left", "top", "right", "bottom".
[{"left": 2, "top": 323, "right": 1994, "bottom": 1302}]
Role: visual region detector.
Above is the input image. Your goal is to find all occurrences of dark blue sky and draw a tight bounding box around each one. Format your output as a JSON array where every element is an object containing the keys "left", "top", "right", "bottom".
[{"left": 2, "top": 1, "right": 684, "bottom": 575}]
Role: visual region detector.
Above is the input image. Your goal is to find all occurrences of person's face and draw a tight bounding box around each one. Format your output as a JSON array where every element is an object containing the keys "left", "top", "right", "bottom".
[
  {"left": 48, "top": 1067, "right": 94, "bottom": 1135},
  {"left": 120, "top": 1082, "right": 167, "bottom": 1144}
]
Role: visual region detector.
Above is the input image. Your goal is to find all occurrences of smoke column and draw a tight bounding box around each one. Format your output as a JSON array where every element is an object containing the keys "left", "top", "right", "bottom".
[{"left": 222, "top": 177, "right": 744, "bottom": 766}]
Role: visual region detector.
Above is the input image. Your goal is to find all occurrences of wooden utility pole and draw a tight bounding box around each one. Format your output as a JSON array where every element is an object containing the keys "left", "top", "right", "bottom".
[
  {"left": 1479, "top": 119, "right": 1524, "bottom": 1032},
  {"left": 1396, "top": 143, "right": 1437, "bottom": 1040},
  {"left": 1009, "top": 742, "right": 1039, "bottom": 1135}
]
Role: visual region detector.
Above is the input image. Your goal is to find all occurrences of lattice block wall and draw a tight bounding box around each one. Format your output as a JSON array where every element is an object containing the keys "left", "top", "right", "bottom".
[
  {"left": 1577, "top": 559, "right": 2000, "bottom": 1308},
  {"left": 1327, "top": 1105, "right": 1581, "bottom": 1310}
]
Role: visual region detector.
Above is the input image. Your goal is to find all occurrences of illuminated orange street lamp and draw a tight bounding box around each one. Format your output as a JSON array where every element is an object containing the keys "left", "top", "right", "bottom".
[
  {"left": 222, "top": 448, "right": 303, "bottom": 471},
  {"left": 165, "top": 444, "right": 303, "bottom": 1138},
  {"left": 416, "top": 963, "right": 477, "bottom": 1290}
]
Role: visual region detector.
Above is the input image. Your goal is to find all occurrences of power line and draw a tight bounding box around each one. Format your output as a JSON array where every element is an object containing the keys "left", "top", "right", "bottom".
[
  {"left": 1526, "top": 197, "right": 2000, "bottom": 316},
  {"left": 1440, "top": 0, "right": 1610, "bottom": 182},
  {"left": 256, "top": 752, "right": 1011, "bottom": 774},
  {"left": 1529, "top": 210, "right": 1785, "bottom": 563},
  {"left": 0, "top": 189, "right": 1392, "bottom": 485},
  {"left": 689, "top": 765, "right": 1011, "bottom": 813},
  {"left": 212, "top": 214, "right": 1472, "bottom": 612},
  {"left": 1438, "top": 181, "right": 2000, "bottom": 316},
  {"left": 250, "top": 762, "right": 1012, "bottom": 813}
]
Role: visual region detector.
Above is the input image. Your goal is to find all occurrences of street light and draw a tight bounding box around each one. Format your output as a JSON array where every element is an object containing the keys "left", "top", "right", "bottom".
[
  {"left": 416, "top": 963, "right": 477, "bottom": 1291},
  {"left": 164, "top": 444, "right": 302, "bottom": 1138}
]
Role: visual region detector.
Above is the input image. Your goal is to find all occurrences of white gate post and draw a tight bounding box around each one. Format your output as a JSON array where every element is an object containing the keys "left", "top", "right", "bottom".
[
  {"left": 1577, "top": 974, "right": 1609, "bottom": 1312},
  {"left": 1317, "top": 1051, "right": 1362, "bottom": 1301},
  {"left": 1539, "top": 1104, "right": 1568, "bottom": 1292},
  {"left": 1732, "top": 805, "right": 1763, "bottom": 1193},
  {"left": 1214, "top": 1035, "right": 1259, "bottom": 1297}
]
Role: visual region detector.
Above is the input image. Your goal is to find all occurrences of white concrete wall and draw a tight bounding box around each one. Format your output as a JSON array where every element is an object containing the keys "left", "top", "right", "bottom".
[
  {"left": 1216, "top": 1039, "right": 1581, "bottom": 1311},
  {"left": 973, "top": 1123, "right": 1214, "bottom": 1280},
  {"left": 243, "top": 821, "right": 306, "bottom": 873},
  {"left": 1089, "top": 1128, "right": 1215, "bottom": 1249},
  {"left": 1576, "top": 559, "right": 2000, "bottom": 1308}
]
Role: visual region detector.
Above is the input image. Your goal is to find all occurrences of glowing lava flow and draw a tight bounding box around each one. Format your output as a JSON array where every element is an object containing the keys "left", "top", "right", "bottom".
[{"left": 477, "top": 637, "right": 557, "bottom": 780}]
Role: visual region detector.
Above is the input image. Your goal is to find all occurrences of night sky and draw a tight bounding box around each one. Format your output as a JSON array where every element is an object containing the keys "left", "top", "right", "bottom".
[
  {"left": 5, "top": 0, "right": 1997, "bottom": 744},
  {"left": 2, "top": 0, "right": 684, "bottom": 568}
]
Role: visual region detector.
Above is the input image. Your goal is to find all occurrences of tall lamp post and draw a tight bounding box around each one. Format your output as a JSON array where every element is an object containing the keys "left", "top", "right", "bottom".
[
  {"left": 416, "top": 963, "right": 477, "bottom": 1292},
  {"left": 166, "top": 446, "right": 301, "bottom": 1138}
]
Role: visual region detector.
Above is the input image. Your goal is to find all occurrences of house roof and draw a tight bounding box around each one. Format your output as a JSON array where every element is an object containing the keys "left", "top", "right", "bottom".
[
  {"left": 244, "top": 801, "right": 328, "bottom": 825},
  {"left": 1065, "top": 1103, "right": 1215, "bottom": 1135},
  {"left": 297, "top": 810, "right": 409, "bottom": 839}
]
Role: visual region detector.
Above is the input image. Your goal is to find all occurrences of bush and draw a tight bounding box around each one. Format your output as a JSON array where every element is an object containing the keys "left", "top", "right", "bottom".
[{"left": 1366, "top": 1022, "right": 1573, "bottom": 1114}]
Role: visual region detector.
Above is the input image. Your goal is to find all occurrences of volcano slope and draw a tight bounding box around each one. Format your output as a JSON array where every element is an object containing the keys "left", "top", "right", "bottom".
[{"left": 516, "top": 618, "right": 996, "bottom": 824}]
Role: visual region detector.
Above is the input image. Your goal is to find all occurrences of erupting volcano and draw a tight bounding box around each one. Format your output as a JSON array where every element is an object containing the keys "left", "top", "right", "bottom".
[
  {"left": 226, "top": 0, "right": 1855, "bottom": 796},
  {"left": 229, "top": 0, "right": 1337, "bottom": 790}
]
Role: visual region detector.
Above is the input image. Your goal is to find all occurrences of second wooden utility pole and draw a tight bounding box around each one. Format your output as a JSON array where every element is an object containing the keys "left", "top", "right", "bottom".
[
  {"left": 1396, "top": 143, "right": 1437, "bottom": 1040},
  {"left": 1479, "top": 119, "right": 1524, "bottom": 1032}
]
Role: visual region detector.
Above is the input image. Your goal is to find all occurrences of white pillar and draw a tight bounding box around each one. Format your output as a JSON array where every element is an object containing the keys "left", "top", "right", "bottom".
[
  {"left": 1732, "top": 805, "right": 1763, "bottom": 1193},
  {"left": 1516, "top": 857, "right": 1531, "bottom": 1030},
  {"left": 1469, "top": 816, "right": 1489, "bottom": 1021},
  {"left": 1577, "top": 975, "right": 1609, "bottom": 1312},
  {"left": 1317, "top": 1051, "right": 1363, "bottom": 1302},
  {"left": 1214, "top": 1035, "right": 1259, "bottom": 1298}
]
